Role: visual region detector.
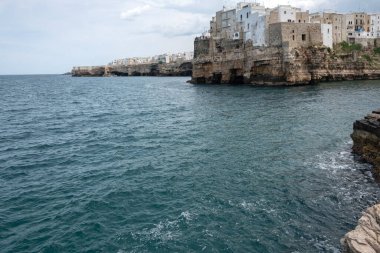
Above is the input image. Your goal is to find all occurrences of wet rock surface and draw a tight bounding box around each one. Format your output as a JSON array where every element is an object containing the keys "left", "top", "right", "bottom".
[{"left": 352, "top": 109, "right": 380, "bottom": 178}]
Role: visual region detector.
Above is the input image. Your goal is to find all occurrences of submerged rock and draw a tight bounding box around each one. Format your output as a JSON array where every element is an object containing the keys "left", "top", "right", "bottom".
[
  {"left": 351, "top": 109, "right": 380, "bottom": 179},
  {"left": 341, "top": 204, "right": 380, "bottom": 253}
]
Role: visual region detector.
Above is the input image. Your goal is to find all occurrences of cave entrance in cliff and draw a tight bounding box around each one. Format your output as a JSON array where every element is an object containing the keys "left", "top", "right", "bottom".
[
  {"left": 229, "top": 69, "right": 244, "bottom": 84},
  {"left": 212, "top": 72, "right": 222, "bottom": 84}
]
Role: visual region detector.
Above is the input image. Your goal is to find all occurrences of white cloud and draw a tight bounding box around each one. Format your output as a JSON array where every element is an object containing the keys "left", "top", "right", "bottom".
[
  {"left": 144, "top": 11, "right": 209, "bottom": 37},
  {"left": 120, "top": 4, "right": 151, "bottom": 20}
]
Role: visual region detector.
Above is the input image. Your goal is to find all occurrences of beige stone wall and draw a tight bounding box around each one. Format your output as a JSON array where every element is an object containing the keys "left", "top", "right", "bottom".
[
  {"left": 269, "top": 23, "right": 322, "bottom": 48},
  {"left": 296, "top": 12, "right": 309, "bottom": 23},
  {"left": 310, "top": 13, "right": 344, "bottom": 44}
]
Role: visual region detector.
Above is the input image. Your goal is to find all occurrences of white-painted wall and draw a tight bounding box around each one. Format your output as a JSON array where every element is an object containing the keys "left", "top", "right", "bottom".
[
  {"left": 277, "top": 6, "right": 299, "bottom": 23},
  {"left": 370, "top": 14, "right": 380, "bottom": 38},
  {"left": 236, "top": 4, "right": 266, "bottom": 44},
  {"left": 321, "top": 24, "right": 333, "bottom": 48}
]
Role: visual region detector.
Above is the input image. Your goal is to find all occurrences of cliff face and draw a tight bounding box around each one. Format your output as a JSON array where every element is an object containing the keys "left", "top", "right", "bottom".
[
  {"left": 72, "top": 62, "right": 192, "bottom": 77},
  {"left": 72, "top": 66, "right": 105, "bottom": 77},
  {"left": 351, "top": 109, "right": 380, "bottom": 179},
  {"left": 191, "top": 37, "right": 380, "bottom": 85},
  {"left": 341, "top": 204, "right": 380, "bottom": 253}
]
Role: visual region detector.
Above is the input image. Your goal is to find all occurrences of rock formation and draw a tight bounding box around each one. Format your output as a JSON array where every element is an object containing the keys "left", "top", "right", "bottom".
[
  {"left": 341, "top": 204, "right": 380, "bottom": 253},
  {"left": 191, "top": 37, "right": 380, "bottom": 85},
  {"left": 351, "top": 109, "right": 380, "bottom": 179},
  {"left": 72, "top": 61, "right": 192, "bottom": 77}
]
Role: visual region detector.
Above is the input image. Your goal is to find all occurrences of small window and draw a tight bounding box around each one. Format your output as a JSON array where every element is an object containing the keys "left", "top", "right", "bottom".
[
  {"left": 240, "top": 15, "right": 242, "bottom": 21},
  {"left": 299, "top": 19, "right": 301, "bottom": 23},
  {"left": 247, "top": 13, "right": 249, "bottom": 18},
  {"left": 292, "top": 35, "right": 295, "bottom": 40},
  {"left": 328, "top": 29, "right": 330, "bottom": 33},
  {"left": 302, "top": 34, "right": 306, "bottom": 41},
  {"left": 284, "top": 11, "right": 287, "bottom": 14},
  {"left": 292, "top": 30, "right": 295, "bottom": 33}
]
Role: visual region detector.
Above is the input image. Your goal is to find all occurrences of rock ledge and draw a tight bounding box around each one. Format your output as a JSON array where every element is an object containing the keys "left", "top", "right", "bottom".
[
  {"left": 351, "top": 109, "right": 380, "bottom": 178},
  {"left": 341, "top": 204, "right": 380, "bottom": 253}
]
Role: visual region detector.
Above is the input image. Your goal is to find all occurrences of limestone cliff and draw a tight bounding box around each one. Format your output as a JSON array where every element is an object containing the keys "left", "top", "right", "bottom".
[
  {"left": 72, "top": 61, "right": 192, "bottom": 77},
  {"left": 351, "top": 109, "right": 380, "bottom": 179},
  {"left": 191, "top": 37, "right": 380, "bottom": 85},
  {"left": 341, "top": 204, "right": 380, "bottom": 253}
]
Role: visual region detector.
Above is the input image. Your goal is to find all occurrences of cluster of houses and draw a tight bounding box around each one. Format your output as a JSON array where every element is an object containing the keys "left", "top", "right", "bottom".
[
  {"left": 205, "top": 2, "right": 380, "bottom": 49},
  {"left": 108, "top": 52, "right": 194, "bottom": 66}
]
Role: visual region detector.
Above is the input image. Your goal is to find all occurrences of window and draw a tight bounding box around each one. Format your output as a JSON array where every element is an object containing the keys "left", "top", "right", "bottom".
[
  {"left": 292, "top": 30, "right": 295, "bottom": 33},
  {"left": 328, "top": 29, "right": 330, "bottom": 33},
  {"left": 284, "top": 11, "right": 287, "bottom": 14},
  {"left": 288, "top": 19, "right": 291, "bottom": 22},
  {"left": 248, "top": 23, "right": 250, "bottom": 29},
  {"left": 247, "top": 13, "right": 249, "bottom": 18},
  {"left": 302, "top": 34, "right": 306, "bottom": 41},
  {"left": 292, "top": 35, "right": 295, "bottom": 40},
  {"left": 299, "top": 19, "right": 301, "bottom": 23},
  {"left": 240, "top": 15, "right": 242, "bottom": 21}
]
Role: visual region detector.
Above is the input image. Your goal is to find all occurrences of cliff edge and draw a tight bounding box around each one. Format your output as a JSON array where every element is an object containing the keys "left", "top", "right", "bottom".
[
  {"left": 191, "top": 37, "right": 380, "bottom": 85},
  {"left": 351, "top": 109, "right": 380, "bottom": 179},
  {"left": 341, "top": 111, "right": 380, "bottom": 252},
  {"left": 341, "top": 204, "right": 380, "bottom": 253}
]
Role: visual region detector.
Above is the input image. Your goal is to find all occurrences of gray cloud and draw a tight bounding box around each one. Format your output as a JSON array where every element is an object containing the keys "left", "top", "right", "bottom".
[{"left": 1, "top": 0, "right": 380, "bottom": 74}]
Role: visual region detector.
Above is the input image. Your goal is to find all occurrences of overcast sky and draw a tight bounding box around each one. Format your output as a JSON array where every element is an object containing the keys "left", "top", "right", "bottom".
[{"left": 1, "top": 0, "right": 379, "bottom": 74}]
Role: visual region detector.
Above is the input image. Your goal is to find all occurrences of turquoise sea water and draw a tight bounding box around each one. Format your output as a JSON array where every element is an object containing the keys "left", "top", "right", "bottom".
[{"left": 1, "top": 75, "right": 380, "bottom": 253}]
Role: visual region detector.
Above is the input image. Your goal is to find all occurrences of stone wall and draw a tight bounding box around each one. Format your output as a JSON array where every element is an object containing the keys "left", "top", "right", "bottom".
[
  {"left": 268, "top": 23, "right": 323, "bottom": 48},
  {"left": 194, "top": 37, "right": 211, "bottom": 58}
]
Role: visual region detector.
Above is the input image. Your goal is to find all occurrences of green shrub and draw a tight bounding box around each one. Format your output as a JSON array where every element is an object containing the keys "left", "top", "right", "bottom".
[
  {"left": 339, "top": 42, "right": 362, "bottom": 52},
  {"left": 374, "top": 47, "right": 380, "bottom": 54},
  {"left": 362, "top": 54, "right": 372, "bottom": 62}
]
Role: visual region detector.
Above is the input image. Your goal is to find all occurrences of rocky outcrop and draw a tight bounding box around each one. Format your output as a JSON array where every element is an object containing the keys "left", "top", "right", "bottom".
[
  {"left": 351, "top": 109, "right": 380, "bottom": 179},
  {"left": 72, "top": 61, "right": 192, "bottom": 77},
  {"left": 71, "top": 66, "right": 105, "bottom": 77},
  {"left": 191, "top": 37, "right": 380, "bottom": 85},
  {"left": 341, "top": 204, "right": 380, "bottom": 253}
]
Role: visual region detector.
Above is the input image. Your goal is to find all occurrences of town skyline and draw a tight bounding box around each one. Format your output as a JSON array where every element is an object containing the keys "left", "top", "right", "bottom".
[{"left": 1, "top": 0, "right": 380, "bottom": 75}]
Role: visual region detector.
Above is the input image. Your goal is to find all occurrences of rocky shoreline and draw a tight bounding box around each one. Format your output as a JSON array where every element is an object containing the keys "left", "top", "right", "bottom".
[
  {"left": 190, "top": 38, "right": 380, "bottom": 86},
  {"left": 341, "top": 205, "right": 380, "bottom": 253},
  {"left": 72, "top": 61, "right": 192, "bottom": 77},
  {"left": 351, "top": 109, "right": 380, "bottom": 179},
  {"left": 341, "top": 110, "right": 380, "bottom": 253}
]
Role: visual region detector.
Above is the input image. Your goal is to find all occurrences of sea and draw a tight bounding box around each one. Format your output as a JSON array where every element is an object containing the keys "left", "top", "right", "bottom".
[{"left": 1, "top": 75, "right": 380, "bottom": 253}]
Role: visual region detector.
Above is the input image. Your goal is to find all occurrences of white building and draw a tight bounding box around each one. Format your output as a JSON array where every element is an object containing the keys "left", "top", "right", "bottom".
[
  {"left": 236, "top": 3, "right": 267, "bottom": 44},
  {"left": 321, "top": 24, "right": 333, "bottom": 48},
  {"left": 370, "top": 14, "right": 380, "bottom": 38},
  {"left": 271, "top": 5, "right": 301, "bottom": 23}
]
